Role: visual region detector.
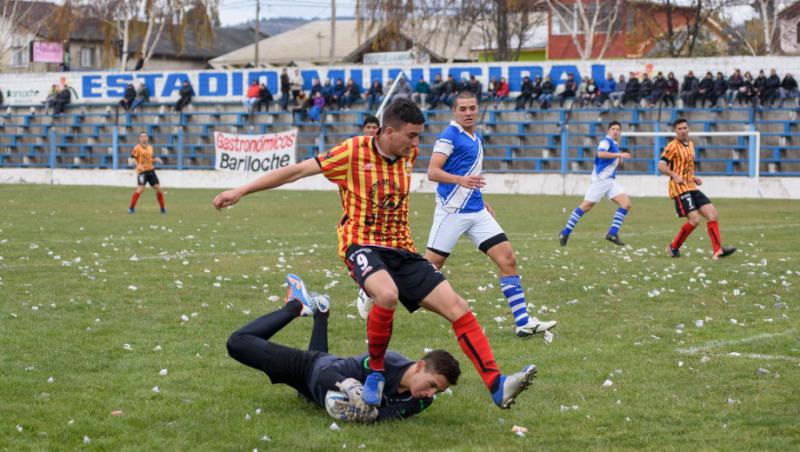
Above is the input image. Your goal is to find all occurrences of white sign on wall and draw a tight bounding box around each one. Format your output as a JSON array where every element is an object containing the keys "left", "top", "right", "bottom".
[{"left": 214, "top": 129, "right": 297, "bottom": 173}]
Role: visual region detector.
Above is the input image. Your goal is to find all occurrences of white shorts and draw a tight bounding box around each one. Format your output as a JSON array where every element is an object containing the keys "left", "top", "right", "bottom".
[
  {"left": 426, "top": 205, "right": 506, "bottom": 255},
  {"left": 584, "top": 178, "right": 626, "bottom": 203}
]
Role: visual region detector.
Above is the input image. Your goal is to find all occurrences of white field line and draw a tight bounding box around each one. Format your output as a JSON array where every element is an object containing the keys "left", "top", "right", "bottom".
[{"left": 676, "top": 329, "right": 800, "bottom": 362}]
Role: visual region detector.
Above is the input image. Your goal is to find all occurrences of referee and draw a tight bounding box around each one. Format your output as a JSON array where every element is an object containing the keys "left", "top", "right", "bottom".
[{"left": 129, "top": 131, "right": 166, "bottom": 214}]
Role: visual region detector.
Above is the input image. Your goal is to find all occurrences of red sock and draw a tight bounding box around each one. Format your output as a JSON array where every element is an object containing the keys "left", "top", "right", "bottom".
[
  {"left": 366, "top": 304, "right": 394, "bottom": 371},
  {"left": 671, "top": 222, "right": 696, "bottom": 249},
  {"left": 452, "top": 311, "right": 500, "bottom": 391},
  {"left": 707, "top": 220, "right": 722, "bottom": 253},
  {"left": 129, "top": 192, "right": 141, "bottom": 209},
  {"left": 156, "top": 191, "right": 165, "bottom": 209}
]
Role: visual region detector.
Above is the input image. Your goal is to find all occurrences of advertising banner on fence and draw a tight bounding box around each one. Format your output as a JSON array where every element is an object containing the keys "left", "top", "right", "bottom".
[
  {"left": 31, "top": 42, "right": 64, "bottom": 63},
  {"left": 214, "top": 129, "right": 297, "bottom": 173}
]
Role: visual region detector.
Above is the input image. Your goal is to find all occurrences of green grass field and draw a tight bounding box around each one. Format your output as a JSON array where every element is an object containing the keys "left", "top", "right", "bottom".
[{"left": 1, "top": 185, "right": 798, "bottom": 450}]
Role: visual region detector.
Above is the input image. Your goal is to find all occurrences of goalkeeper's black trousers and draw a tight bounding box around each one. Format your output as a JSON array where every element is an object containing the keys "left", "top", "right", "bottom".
[{"left": 227, "top": 300, "right": 329, "bottom": 400}]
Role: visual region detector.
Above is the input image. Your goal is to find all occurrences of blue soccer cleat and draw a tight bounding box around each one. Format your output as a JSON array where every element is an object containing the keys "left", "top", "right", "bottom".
[
  {"left": 160, "top": 208, "right": 166, "bottom": 214},
  {"left": 362, "top": 372, "right": 385, "bottom": 407},
  {"left": 491, "top": 365, "right": 537, "bottom": 409},
  {"left": 128, "top": 207, "right": 135, "bottom": 214},
  {"left": 285, "top": 274, "right": 314, "bottom": 316}
]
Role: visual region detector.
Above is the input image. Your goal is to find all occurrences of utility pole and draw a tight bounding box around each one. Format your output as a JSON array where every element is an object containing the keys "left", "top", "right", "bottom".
[
  {"left": 254, "top": 0, "right": 261, "bottom": 66},
  {"left": 329, "top": 0, "right": 336, "bottom": 65}
]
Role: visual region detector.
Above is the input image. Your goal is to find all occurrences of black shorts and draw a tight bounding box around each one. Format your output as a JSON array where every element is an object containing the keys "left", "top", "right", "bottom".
[
  {"left": 674, "top": 190, "right": 712, "bottom": 217},
  {"left": 345, "top": 245, "right": 446, "bottom": 313},
  {"left": 137, "top": 170, "right": 160, "bottom": 187}
]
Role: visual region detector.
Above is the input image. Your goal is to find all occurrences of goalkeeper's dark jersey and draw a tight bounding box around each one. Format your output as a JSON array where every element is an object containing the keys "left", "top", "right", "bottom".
[{"left": 307, "top": 350, "right": 433, "bottom": 421}]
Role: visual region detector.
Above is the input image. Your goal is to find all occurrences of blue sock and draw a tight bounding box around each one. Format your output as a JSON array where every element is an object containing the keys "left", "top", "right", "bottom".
[
  {"left": 561, "top": 207, "right": 584, "bottom": 237},
  {"left": 500, "top": 275, "right": 529, "bottom": 327},
  {"left": 608, "top": 207, "right": 628, "bottom": 236}
]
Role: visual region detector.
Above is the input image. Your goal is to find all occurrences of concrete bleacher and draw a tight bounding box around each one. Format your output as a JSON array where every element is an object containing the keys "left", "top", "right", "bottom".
[{"left": 1, "top": 100, "right": 798, "bottom": 176}]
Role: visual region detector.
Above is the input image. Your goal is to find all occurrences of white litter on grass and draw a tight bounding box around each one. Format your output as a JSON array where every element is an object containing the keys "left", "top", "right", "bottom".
[
  {"left": 543, "top": 330, "right": 554, "bottom": 344},
  {"left": 602, "top": 379, "right": 614, "bottom": 387},
  {"left": 511, "top": 425, "right": 528, "bottom": 437},
  {"left": 678, "top": 361, "right": 684, "bottom": 367},
  {"left": 153, "top": 345, "right": 162, "bottom": 352},
  {"left": 267, "top": 295, "right": 279, "bottom": 302},
  {"left": 727, "top": 397, "right": 739, "bottom": 405},
  {"left": 695, "top": 320, "right": 704, "bottom": 328},
  {"left": 47, "top": 377, "right": 54, "bottom": 383},
  {"left": 493, "top": 316, "right": 504, "bottom": 324},
  {"left": 260, "top": 435, "right": 271, "bottom": 442},
  {"left": 83, "top": 436, "right": 91, "bottom": 444},
  {"left": 757, "top": 368, "right": 771, "bottom": 376},
  {"left": 152, "top": 386, "right": 160, "bottom": 393},
  {"left": 159, "top": 369, "right": 168, "bottom": 376},
  {"left": 329, "top": 422, "right": 340, "bottom": 431},
  {"left": 700, "top": 356, "right": 711, "bottom": 364},
  {"left": 245, "top": 413, "right": 252, "bottom": 421},
  {"left": 128, "top": 285, "right": 138, "bottom": 291},
  {"left": 123, "top": 343, "right": 134, "bottom": 351},
  {"left": 729, "top": 352, "right": 742, "bottom": 357},
  {"left": 16, "top": 425, "right": 23, "bottom": 433},
  {"left": 730, "top": 319, "right": 738, "bottom": 325},
  {"left": 180, "top": 314, "right": 190, "bottom": 322}
]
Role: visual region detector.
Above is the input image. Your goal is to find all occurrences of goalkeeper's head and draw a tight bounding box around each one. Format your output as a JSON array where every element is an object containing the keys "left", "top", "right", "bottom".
[{"left": 404, "top": 349, "right": 461, "bottom": 399}]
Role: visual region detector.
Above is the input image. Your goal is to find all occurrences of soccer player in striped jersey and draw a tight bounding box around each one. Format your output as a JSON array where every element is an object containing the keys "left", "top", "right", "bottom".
[
  {"left": 213, "top": 99, "right": 538, "bottom": 412},
  {"left": 424, "top": 91, "right": 556, "bottom": 337},
  {"left": 128, "top": 132, "right": 166, "bottom": 214},
  {"left": 559, "top": 121, "right": 631, "bottom": 246},
  {"left": 658, "top": 119, "right": 736, "bottom": 259}
]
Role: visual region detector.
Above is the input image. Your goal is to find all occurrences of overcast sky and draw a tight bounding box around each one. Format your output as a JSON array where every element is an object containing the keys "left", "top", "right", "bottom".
[{"left": 218, "top": 0, "right": 356, "bottom": 26}]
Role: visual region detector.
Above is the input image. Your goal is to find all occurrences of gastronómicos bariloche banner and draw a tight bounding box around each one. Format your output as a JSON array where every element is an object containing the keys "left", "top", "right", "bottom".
[{"left": 214, "top": 129, "right": 297, "bottom": 174}]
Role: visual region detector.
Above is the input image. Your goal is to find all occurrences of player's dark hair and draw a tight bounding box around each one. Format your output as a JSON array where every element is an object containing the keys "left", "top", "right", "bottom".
[
  {"left": 673, "top": 118, "right": 688, "bottom": 128},
  {"left": 382, "top": 98, "right": 425, "bottom": 130},
  {"left": 608, "top": 120, "right": 621, "bottom": 129},
  {"left": 362, "top": 114, "right": 379, "bottom": 128},
  {"left": 422, "top": 349, "right": 461, "bottom": 385},
  {"left": 453, "top": 90, "right": 477, "bottom": 107}
]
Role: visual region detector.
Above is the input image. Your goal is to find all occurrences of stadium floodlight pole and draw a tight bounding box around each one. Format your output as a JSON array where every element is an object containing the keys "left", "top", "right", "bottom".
[
  {"left": 254, "top": 0, "right": 261, "bottom": 67},
  {"left": 329, "top": 0, "right": 336, "bottom": 65},
  {"left": 375, "top": 72, "right": 405, "bottom": 124}
]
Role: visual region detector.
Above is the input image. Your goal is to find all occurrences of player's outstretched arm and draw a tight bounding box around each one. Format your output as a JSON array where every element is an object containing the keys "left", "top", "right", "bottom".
[
  {"left": 657, "top": 160, "right": 683, "bottom": 184},
  {"left": 212, "top": 158, "right": 322, "bottom": 210},
  {"left": 427, "top": 152, "right": 485, "bottom": 189}
]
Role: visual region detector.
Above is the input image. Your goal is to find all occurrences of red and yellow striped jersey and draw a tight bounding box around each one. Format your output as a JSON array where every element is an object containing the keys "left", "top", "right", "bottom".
[
  {"left": 660, "top": 138, "right": 698, "bottom": 198},
  {"left": 316, "top": 136, "right": 417, "bottom": 259},
  {"left": 132, "top": 144, "right": 155, "bottom": 173}
]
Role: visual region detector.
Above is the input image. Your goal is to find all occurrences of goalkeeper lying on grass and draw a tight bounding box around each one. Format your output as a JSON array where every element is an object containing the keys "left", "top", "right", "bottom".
[{"left": 226, "top": 274, "right": 461, "bottom": 423}]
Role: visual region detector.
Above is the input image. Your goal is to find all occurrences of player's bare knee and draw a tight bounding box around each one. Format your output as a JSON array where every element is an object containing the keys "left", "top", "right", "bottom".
[
  {"left": 498, "top": 251, "right": 517, "bottom": 273},
  {"left": 579, "top": 201, "right": 595, "bottom": 212},
  {"left": 371, "top": 288, "right": 399, "bottom": 308}
]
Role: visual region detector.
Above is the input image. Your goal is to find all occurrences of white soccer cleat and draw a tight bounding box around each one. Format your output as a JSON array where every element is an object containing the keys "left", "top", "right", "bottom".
[
  {"left": 491, "top": 365, "right": 538, "bottom": 409},
  {"left": 515, "top": 317, "right": 557, "bottom": 337},
  {"left": 356, "top": 288, "right": 373, "bottom": 320},
  {"left": 311, "top": 292, "right": 331, "bottom": 314}
]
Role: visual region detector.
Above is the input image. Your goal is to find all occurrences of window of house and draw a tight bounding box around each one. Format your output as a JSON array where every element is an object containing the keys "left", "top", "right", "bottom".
[
  {"left": 12, "top": 48, "right": 28, "bottom": 67},
  {"left": 81, "top": 47, "right": 95, "bottom": 67}
]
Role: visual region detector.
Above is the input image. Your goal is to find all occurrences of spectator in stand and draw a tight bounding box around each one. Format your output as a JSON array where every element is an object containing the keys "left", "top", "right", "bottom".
[
  {"left": 256, "top": 82, "right": 273, "bottom": 112},
  {"left": 466, "top": 75, "right": 483, "bottom": 103},
  {"left": 765, "top": 69, "right": 781, "bottom": 107},
  {"left": 130, "top": 82, "right": 150, "bottom": 111},
  {"left": 539, "top": 75, "right": 555, "bottom": 109},
  {"left": 429, "top": 73, "right": 446, "bottom": 109},
  {"left": 493, "top": 76, "right": 510, "bottom": 108},
  {"left": 638, "top": 73, "right": 653, "bottom": 107},
  {"left": 487, "top": 77, "right": 499, "bottom": 104},
  {"left": 244, "top": 80, "right": 260, "bottom": 112},
  {"left": 308, "top": 91, "right": 325, "bottom": 122},
  {"left": 726, "top": 69, "right": 743, "bottom": 106},
  {"left": 753, "top": 70, "right": 768, "bottom": 106},
  {"left": 175, "top": 80, "right": 193, "bottom": 112},
  {"left": 779, "top": 73, "right": 799, "bottom": 107},
  {"left": 664, "top": 72, "right": 679, "bottom": 107},
  {"left": 44, "top": 84, "right": 59, "bottom": 112},
  {"left": 332, "top": 79, "right": 346, "bottom": 109},
  {"left": 598, "top": 72, "right": 616, "bottom": 106},
  {"left": 53, "top": 83, "right": 71, "bottom": 115},
  {"left": 310, "top": 78, "right": 322, "bottom": 98},
  {"left": 321, "top": 79, "right": 335, "bottom": 107},
  {"left": 558, "top": 73, "right": 577, "bottom": 107},
  {"left": 651, "top": 72, "right": 666, "bottom": 107},
  {"left": 366, "top": 79, "right": 384, "bottom": 111},
  {"left": 709, "top": 72, "right": 728, "bottom": 108},
  {"left": 736, "top": 72, "right": 754, "bottom": 105},
  {"left": 343, "top": 78, "right": 362, "bottom": 110},
  {"left": 280, "top": 68, "right": 291, "bottom": 110},
  {"left": 532, "top": 76, "right": 543, "bottom": 106},
  {"left": 697, "top": 72, "right": 714, "bottom": 107},
  {"left": 0, "top": 87, "right": 3, "bottom": 108},
  {"left": 291, "top": 91, "right": 309, "bottom": 123},
  {"left": 622, "top": 72, "right": 640, "bottom": 107},
  {"left": 609, "top": 74, "right": 626, "bottom": 107},
  {"left": 516, "top": 75, "right": 534, "bottom": 110},
  {"left": 680, "top": 71, "right": 699, "bottom": 108},
  {"left": 290, "top": 68, "right": 303, "bottom": 105},
  {"left": 413, "top": 77, "right": 429, "bottom": 110},
  {"left": 579, "top": 77, "right": 598, "bottom": 107},
  {"left": 120, "top": 83, "right": 136, "bottom": 111},
  {"left": 392, "top": 77, "right": 413, "bottom": 102},
  {"left": 442, "top": 75, "right": 458, "bottom": 107}
]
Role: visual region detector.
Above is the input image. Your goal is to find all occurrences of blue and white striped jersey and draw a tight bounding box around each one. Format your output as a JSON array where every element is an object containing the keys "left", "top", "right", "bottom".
[
  {"left": 433, "top": 120, "right": 484, "bottom": 213},
  {"left": 591, "top": 135, "right": 621, "bottom": 182}
]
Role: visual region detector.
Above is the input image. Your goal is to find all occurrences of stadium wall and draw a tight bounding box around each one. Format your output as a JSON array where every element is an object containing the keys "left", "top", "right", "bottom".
[
  {"left": 2, "top": 56, "right": 798, "bottom": 105},
  {"left": 2, "top": 169, "right": 799, "bottom": 199}
]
